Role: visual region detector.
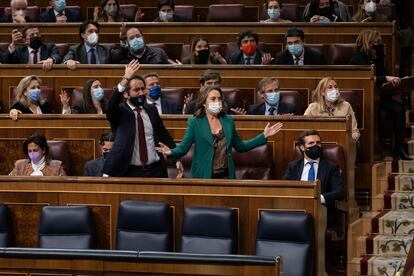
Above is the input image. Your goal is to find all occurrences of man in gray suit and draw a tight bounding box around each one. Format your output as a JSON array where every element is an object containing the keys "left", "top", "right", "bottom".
[
  {"left": 84, "top": 132, "right": 114, "bottom": 176},
  {"left": 63, "top": 20, "right": 112, "bottom": 70}
]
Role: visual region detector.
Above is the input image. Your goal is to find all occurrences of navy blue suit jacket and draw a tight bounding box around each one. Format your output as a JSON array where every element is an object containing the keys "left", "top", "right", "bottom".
[
  {"left": 103, "top": 90, "right": 176, "bottom": 176},
  {"left": 247, "top": 102, "right": 301, "bottom": 115},
  {"left": 274, "top": 47, "right": 325, "bottom": 65},
  {"left": 161, "top": 98, "right": 181, "bottom": 114},
  {"left": 84, "top": 157, "right": 104, "bottom": 176},
  {"left": 4, "top": 43, "right": 61, "bottom": 64},
  {"left": 39, "top": 8, "right": 80, "bottom": 22}
]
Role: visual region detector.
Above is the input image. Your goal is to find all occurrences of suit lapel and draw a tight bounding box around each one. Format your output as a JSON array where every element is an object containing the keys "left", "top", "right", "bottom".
[
  {"left": 40, "top": 44, "right": 48, "bottom": 61},
  {"left": 259, "top": 103, "right": 266, "bottom": 115},
  {"left": 295, "top": 160, "right": 305, "bottom": 179},
  {"left": 21, "top": 47, "right": 29, "bottom": 63},
  {"left": 80, "top": 45, "right": 88, "bottom": 64},
  {"left": 97, "top": 46, "right": 107, "bottom": 64},
  {"left": 199, "top": 116, "right": 214, "bottom": 145},
  {"left": 160, "top": 99, "right": 168, "bottom": 114}
]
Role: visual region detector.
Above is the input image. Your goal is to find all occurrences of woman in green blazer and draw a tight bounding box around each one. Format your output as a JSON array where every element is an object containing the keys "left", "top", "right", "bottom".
[{"left": 156, "top": 86, "right": 283, "bottom": 179}]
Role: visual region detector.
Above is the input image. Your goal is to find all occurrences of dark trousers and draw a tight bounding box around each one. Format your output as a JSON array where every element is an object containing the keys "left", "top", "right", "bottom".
[
  {"left": 380, "top": 97, "right": 406, "bottom": 153},
  {"left": 123, "top": 161, "right": 168, "bottom": 178}
]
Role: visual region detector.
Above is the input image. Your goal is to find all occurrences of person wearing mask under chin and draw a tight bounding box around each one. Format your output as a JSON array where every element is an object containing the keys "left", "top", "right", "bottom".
[
  {"left": 63, "top": 20, "right": 113, "bottom": 70},
  {"left": 40, "top": 0, "right": 80, "bottom": 23},
  {"left": 155, "top": 85, "right": 283, "bottom": 179},
  {"left": 282, "top": 129, "right": 344, "bottom": 235},
  {"left": 84, "top": 132, "right": 114, "bottom": 176},
  {"left": 102, "top": 60, "right": 183, "bottom": 178},
  {"left": 352, "top": 0, "right": 388, "bottom": 22},
  {"left": 3, "top": 26, "right": 61, "bottom": 71},
  {"left": 153, "top": 0, "right": 189, "bottom": 22},
  {"left": 247, "top": 77, "right": 300, "bottom": 115},
  {"left": 304, "top": 77, "right": 360, "bottom": 141},
  {"left": 274, "top": 27, "right": 325, "bottom": 65},
  {"left": 9, "top": 133, "right": 67, "bottom": 176},
  {"left": 112, "top": 25, "right": 169, "bottom": 64},
  {"left": 9, "top": 76, "right": 53, "bottom": 120},
  {"left": 228, "top": 30, "right": 273, "bottom": 65},
  {"left": 0, "top": 0, "right": 31, "bottom": 23},
  {"left": 143, "top": 72, "right": 182, "bottom": 114}
]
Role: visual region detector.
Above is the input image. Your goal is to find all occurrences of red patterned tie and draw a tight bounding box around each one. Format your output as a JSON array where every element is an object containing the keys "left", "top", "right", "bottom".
[{"left": 135, "top": 108, "right": 148, "bottom": 164}]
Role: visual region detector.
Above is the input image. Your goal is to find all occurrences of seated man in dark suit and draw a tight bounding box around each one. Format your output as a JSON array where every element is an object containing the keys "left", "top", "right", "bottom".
[
  {"left": 143, "top": 72, "right": 182, "bottom": 114},
  {"left": 282, "top": 130, "right": 344, "bottom": 235},
  {"left": 63, "top": 20, "right": 113, "bottom": 70},
  {"left": 274, "top": 27, "right": 325, "bottom": 65},
  {"left": 102, "top": 60, "right": 183, "bottom": 178},
  {"left": 0, "top": 0, "right": 31, "bottom": 23},
  {"left": 248, "top": 77, "right": 300, "bottom": 115},
  {"left": 228, "top": 30, "right": 272, "bottom": 65},
  {"left": 153, "top": 0, "right": 189, "bottom": 22},
  {"left": 111, "top": 26, "right": 169, "bottom": 64},
  {"left": 84, "top": 132, "right": 114, "bottom": 176},
  {"left": 4, "top": 26, "right": 61, "bottom": 71},
  {"left": 39, "top": 0, "right": 80, "bottom": 23}
]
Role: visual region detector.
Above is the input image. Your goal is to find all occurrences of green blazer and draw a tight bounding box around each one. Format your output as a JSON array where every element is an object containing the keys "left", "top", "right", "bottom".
[{"left": 171, "top": 114, "right": 267, "bottom": 179}]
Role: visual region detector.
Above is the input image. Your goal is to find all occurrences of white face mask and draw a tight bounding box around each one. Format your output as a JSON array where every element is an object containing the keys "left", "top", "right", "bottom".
[
  {"left": 207, "top": 101, "right": 222, "bottom": 115},
  {"left": 86, "top": 32, "right": 99, "bottom": 46},
  {"left": 364, "top": 1, "right": 376, "bottom": 13},
  {"left": 325, "top": 89, "right": 339, "bottom": 103},
  {"left": 14, "top": 9, "right": 26, "bottom": 17}
]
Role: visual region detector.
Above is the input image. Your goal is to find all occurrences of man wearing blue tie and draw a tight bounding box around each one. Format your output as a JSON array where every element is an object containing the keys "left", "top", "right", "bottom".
[{"left": 282, "top": 129, "right": 344, "bottom": 235}]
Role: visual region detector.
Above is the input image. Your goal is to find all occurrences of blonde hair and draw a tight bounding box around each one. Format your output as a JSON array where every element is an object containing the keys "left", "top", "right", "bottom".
[
  {"left": 313, "top": 77, "right": 342, "bottom": 112},
  {"left": 355, "top": 29, "right": 380, "bottom": 60},
  {"left": 15, "top": 75, "right": 45, "bottom": 107}
]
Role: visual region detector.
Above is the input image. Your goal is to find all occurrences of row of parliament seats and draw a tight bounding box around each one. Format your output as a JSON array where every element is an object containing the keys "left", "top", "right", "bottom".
[
  {"left": 0, "top": 202, "right": 315, "bottom": 275},
  {"left": 0, "top": 3, "right": 396, "bottom": 22},
  {"left": 0, "top": 41, "right": 358, "bottom": 66}
]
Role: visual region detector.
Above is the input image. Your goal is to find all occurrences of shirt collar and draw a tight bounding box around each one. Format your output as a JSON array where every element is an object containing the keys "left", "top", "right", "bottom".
[
  {"left": 303, "top": 156, "right": 320, "bottom": 165},
  {"left": 265, "top": 101, "right": 278, "bottom": 113},
  {"left": 291, "top": 49, "right": 305, "bottom": 62},
  {"left": 84, "top": 44, "right": 96, "bottom": 52},
  {"left": 243, "top": 52, "right": 257, "bottom": 60},
  {"left": 126, "top": 101, "right": 137, "bottom": 111},
  {"left": 28, "top": 46, "right": 36, "bottom": 53},
  {"left": 54, "top": 9, "right": 65, "bottom": 16},
  {"left": 146, "top": 97, "right": 162, "bottom": 105}
]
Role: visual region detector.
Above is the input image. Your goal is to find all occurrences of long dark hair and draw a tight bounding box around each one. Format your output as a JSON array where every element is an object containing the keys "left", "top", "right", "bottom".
[
  {"left": 189, "top": 35, "right": 212, "bottom": 64},
  {"left": 194, "top": 86, "right": 228, "bottom": 117},
  {"left": 307, "top": 0, "right": 335, "bottom": 21},
  {"left": 23, "top": 133, "right": 49, "bottom": 159},
  {"left": 82, "top": 78, "right": 107, "bottom": 114},
  {"left": 98, "top": 0, "right": 123, "bottom": 22}
]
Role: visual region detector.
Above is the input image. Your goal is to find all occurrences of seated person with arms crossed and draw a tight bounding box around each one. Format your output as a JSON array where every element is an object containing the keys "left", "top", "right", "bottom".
[
  {"left": 84, "top": 132, "right": 114, "bottom": 176},
  {"left": 274, "top": 27, "right": 325, "bottom": 65},
  {"left": 102, "top": 60, "right": 183, "bottom": 177},
  {"left": 304, "top": 77, "right": 360, "bottom": 141},
  {"left": 156, "top": 85, "right": 283, "bottom": 179},
  {"left": 247, "top": 77, "right": 301, "bottom": 115},
  {"left": 282, "top": 130, "right": 344, "bottom": 235},
  {"left": 9, "top": 133, "right": 67, "bottom": 176}
]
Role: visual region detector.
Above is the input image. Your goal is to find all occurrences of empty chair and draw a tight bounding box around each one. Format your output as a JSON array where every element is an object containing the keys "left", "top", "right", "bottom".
[
  {"left": 326, "top": 44, "right": 356, "bottom": 65},
  {"left": 120, "top": 4, "right": 138, "bottom": 22},
  {"left": 47, "top": 140, "right": 71, "bottom": 175},
  {"left": 233, "top": 144, "right": 275, "bottom": 179},
  {"left": 181, "top": 207, "right": 238, "bottom": 254},
  {"left": 38, "top": 206, "right": 94, "bottom": 249},
  {"left": 175, "top": 5, "right": 194, "bottom": 21},
  {"left": 207, "top": 4, "right": 244, "bottom": 22},
  {"left": 116, "top": 200, "right": 173, "bottom": 251},
  {"left": 0, "top": 204, "right": 12, "bottom": 247},
  {"left": 255, "top": 210, "right": 314, "bottom": 276}
]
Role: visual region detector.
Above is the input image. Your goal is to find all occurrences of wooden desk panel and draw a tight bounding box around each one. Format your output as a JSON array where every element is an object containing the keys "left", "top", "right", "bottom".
[
  {"left": 0, "top": 176, "right": 321, "bottom": 275},
  {"left": 0, "top": 22, "right": 396, "bottom": 73}
]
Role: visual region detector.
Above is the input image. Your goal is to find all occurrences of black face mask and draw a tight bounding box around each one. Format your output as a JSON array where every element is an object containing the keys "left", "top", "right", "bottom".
[
  {"left": 102, "top": 151, "right": 109, "bottom": 159},
  {"left": 195, "top": 49, "right": 210, "bottom": 64},
  {"left": 305, "top": 145, "right": 323, "bottom": 160},
  {"left": 372, "top": 43, "right": 385, "bottom": 58},
  {"left": 129, "top": 95, "right": 145, "bottom": 107},
  {"left": 29, "top": 36, "right": 43, "bottom": 50},
  {"left": 319, "top": 7, "right": 331, "bottom": 17}
]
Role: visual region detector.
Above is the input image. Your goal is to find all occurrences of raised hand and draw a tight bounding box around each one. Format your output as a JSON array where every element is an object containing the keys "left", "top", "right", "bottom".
[
  {"left": 261, "top": 53, "right": 273, "bottom": 65},
  {"left": 135, "top": 8, "right": 145, "bottom": 22},
  {"left": 124, "top": 59, "right": 140, "bottom": 79},
  {"left": 213, "top": 52, "right": 227, "bottom": 64},
  {"left": 10, "top": 29, "right": 22, "bottom": 49},
  {"left": 175, "top": 161, "right": 184, "bottom": 179},
  {"left": 263, "top": 122, "right": 283, "bottom": 138},
  {"left": 93, "top": 6, "right": 100, "bottom": 21},
  {"left": 182, "top": 93, "right": 193, "bottom": 114},
  {"left": 230, "top": 107, "right": 247, "bottom": 115},
  {"left": 59, "top": 90, "right": 71, "bottom": 109}
]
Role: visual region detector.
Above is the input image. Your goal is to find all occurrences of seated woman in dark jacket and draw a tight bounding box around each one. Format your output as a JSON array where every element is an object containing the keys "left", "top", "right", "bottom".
[
  {"left": 61, "top": 78, "right": 107, "bottom": 114},
  {"left": 350, "top": 29, "right": 409, "bottom": 160},
  {"left": 182, "top": 36, "right": 227, "bottom": 65},
  {"left": 9, "top": 75, "right": 53, "bottom": 120}
]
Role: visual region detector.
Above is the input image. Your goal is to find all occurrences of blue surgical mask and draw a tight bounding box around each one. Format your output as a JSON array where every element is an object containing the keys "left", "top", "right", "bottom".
[
  {"left": 92, "top": 87, "right": 104, "bottom": 101},
  {"left": 287, "top": 44, "right": 303, "bottom": 57},
  {"left": 265, "top": 91, "right": 280, "bottom": 106},
  {"left": 28, "top": 88, "right": 41, "bottom": 102},
  {"left": 319, "top": 17, "right": 331, "bottom": 23},
  {"left": 159, "top": 11, "right": 174, "bottom": 21},
  {"left": 149, "top": 85, "right": 161, "bottom": 100},
  {"left": 128, "top": 37, "right": 145, "bottom": 53},
  {"left": 55, "top": 0, "right": 66, "bottom": 13},
  {"left": 267, "top": 9, "right": 280, "bottom": 20}
]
